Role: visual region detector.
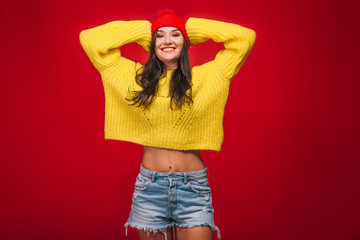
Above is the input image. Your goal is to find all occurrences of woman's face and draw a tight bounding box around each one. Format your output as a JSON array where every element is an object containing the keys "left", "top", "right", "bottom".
[{"left": 155, "top": 27, "right": 184, "bottom": 69}]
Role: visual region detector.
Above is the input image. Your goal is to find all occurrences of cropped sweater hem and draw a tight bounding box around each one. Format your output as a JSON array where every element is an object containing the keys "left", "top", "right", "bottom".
[{"left": 105, "top": 134, "right": 221, "bottom": 152}]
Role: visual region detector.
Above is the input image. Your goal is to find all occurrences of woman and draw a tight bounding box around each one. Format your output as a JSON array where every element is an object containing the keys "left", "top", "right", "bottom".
[{"left": 80, "top": 9, "right": 256, "bottom": 240}]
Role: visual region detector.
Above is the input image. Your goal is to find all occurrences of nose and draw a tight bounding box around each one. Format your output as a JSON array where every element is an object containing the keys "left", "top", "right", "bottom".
[{"left": 164, "top": 34, "right": 172, "bottom": 45}]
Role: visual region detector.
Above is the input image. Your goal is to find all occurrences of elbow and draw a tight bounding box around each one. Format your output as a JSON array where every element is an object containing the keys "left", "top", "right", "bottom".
[
  {"left": 79, "top": 29, "right": 95, "bottom": 51},
  {"left": 79, "top": 30, "right": 87, "bottom": 46},
  {"left": 235, "top": 29, "right": 256, "bottom": 53},
  {"left": 234, "top": 26, "right": 256, "bottom": 50},
  {"left": 248, "top": 29, "right": 256, "bottom": 48}
]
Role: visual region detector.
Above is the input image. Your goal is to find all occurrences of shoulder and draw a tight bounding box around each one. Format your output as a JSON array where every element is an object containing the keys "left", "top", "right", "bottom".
[{"left": 191, "top": 61, "right": 225, "bottom": 78}]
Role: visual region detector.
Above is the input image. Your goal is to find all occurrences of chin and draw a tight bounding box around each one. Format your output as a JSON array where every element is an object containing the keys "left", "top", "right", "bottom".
[
  {"left": 163, "top": 57, "right": 178, "bottom": 63},
  {"left": 156, "top": 52, "right": 180, "bottom": 63}
]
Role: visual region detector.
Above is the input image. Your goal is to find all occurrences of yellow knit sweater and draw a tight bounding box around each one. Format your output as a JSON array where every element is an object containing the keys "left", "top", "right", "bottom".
[{"left": 79, "top": 17, "right": 256, "bottom": 151}]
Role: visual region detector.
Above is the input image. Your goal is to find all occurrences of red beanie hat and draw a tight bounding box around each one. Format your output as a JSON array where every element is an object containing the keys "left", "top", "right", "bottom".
[{"left": 151, "top": 9, "right": 190, "bottom": 48}]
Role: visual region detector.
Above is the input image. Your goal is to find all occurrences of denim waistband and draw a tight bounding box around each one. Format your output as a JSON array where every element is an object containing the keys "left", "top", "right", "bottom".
[{"left": 139, "top": 164, "right": 208, "bottom": 181}]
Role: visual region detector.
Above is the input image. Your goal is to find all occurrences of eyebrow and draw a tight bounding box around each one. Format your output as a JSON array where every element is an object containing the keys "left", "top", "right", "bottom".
[{"left": 157, "top": 29, "right": 181, "bottom": 33}]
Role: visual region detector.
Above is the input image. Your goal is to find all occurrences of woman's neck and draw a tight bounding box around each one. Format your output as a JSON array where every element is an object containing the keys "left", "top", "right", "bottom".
[{"left": 164, "top": 61, "right": 178, "bottom": 70}]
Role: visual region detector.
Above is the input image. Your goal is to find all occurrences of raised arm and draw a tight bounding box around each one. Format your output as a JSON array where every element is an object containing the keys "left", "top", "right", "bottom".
[
  {"left": 79, "top": 20, "right": 152, "bottom": 72},
  {"left": 185, "top": 17, "right": 256, "bottom": 80}
]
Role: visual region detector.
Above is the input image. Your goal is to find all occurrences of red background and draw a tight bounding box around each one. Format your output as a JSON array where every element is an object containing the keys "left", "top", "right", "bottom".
[{"left": 1, "top": 0, "right": 359, "bottom": 239}]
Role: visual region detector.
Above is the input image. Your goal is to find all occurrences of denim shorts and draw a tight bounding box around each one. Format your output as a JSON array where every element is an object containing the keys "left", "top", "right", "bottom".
[{"left": 124, "top": 164, "right": 221, "bottom": 240}]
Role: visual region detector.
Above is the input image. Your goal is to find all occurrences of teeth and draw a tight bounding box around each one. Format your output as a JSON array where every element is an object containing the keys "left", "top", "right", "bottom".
[{"left": 162, "top": 48, "right": 175, "bottom": 52}]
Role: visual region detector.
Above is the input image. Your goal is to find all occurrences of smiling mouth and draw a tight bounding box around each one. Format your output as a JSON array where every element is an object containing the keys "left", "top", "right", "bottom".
[{"left": 161, "top": 47, "right": 176, "bottom": 52}]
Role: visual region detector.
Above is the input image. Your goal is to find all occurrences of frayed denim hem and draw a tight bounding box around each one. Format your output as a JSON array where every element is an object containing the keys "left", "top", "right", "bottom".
[
  {"left": 124, "top": 222, "right": 176, "bottom": 240},
  {"left": 124, "top": 222, "right": 221, "bottom": 240},
  {"left": 177, "top": 223, "right": 221, "bottom": 239}
]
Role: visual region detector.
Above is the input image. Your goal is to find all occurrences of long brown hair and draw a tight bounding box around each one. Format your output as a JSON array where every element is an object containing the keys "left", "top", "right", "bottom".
[{"left": 126, "top": 29, "right": 193, "bottom": 111}]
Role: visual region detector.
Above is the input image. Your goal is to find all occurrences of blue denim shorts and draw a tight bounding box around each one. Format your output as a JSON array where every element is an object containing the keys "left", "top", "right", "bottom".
[{"left": 124, "top": 164, "right": 221, "bottom": 240}]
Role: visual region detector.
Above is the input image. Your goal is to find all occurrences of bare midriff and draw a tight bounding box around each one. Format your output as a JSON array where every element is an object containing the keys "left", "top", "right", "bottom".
[{"left": 142, "top": 145, "right": 205, "bottom": 173}]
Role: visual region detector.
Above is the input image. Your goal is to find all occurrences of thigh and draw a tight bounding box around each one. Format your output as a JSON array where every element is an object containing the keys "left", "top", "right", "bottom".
[
  {"left": 126, "top": 173, "right": 170, "bottom": 225},
  {"left": 173, "top": 176, "right": 221, "bottom": 239},
  {"left": 138, "top": 226, "right": 173, "bottom": 240},
  {"left": 175, "top": 226, "right": 213, "bottom": 240},
  {"left": 175, "top": 177, "right": 216, "bottom": 227},
  {"left": 125, "top": 174, "right": 173, "bottom": 237}
]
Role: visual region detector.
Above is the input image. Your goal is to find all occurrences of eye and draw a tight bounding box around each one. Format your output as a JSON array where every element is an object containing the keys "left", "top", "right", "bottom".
[
  {"left": 156, "top": 34, "right": 163, "bottom": 38},
  {"left": 173, "top": 34, "right": 180, "bottom": 37}
]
